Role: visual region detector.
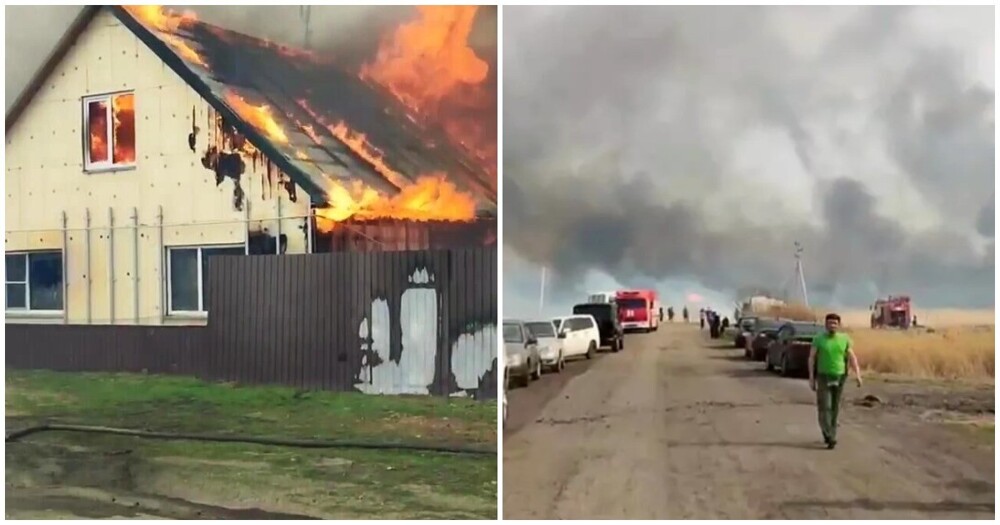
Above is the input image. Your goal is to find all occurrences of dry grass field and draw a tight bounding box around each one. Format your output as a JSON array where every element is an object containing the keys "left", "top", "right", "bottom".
[
  {"left": 749, "top": 304, "right": 995, "bottom": 381},
  {"left": 837, "top": 308, "right": 995, "bottom": 329},
  {"left": 847, "top": 326, "right": 995, "bottom": 381}
]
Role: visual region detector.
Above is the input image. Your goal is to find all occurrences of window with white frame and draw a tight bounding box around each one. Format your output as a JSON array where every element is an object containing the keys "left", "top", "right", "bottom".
[
  {"left": 167, "top": 246, "right": 244, "bottom": 313},
  {"left": 83, "top": 92, "right": 136, "bottom": 171},
  {"left": 6, "top": 251, "right": 64, "bottom": 312}
]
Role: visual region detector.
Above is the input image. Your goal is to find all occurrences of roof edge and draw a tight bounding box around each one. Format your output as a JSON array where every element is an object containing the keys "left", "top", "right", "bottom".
[
  {"left": 107, "top": 6, "right": 329, "bottom": 204},
  {"left": 5, "top": 6, "right": 102, "bottom": 133}
]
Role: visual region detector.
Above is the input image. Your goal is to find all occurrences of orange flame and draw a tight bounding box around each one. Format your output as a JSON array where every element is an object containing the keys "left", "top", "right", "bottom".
[
  {"left": 112, "top": 93, "right": 136, "bottom": 164},
  {"left": 294, "top": 100, "right": 479, "bottom": 228},
  {"left": 124, "top": 5, "right": 196, "bottom": 32},
  {"left": 326, "top": 121, "right": 411, "bottom": 190},
  {"left": 360, "top": 6, "right": 495, "bottom": 172},
  {"left": 314, "top": 174, "right": 477, "bottom": 233},
  {"left": 224, "top": 92, "right": 288, "bottom": 144},
  {"left": 300, "top": 123, "right": 322, "bottom": 145},
  {"left": 123, "top": 6, "right": 207, "bottom": 67},
  {"left": 360, "top": 6, "right": 488, "bottom": 113},
  {"left": 297, "top": 100, "right": 410, "bottom": 190}
]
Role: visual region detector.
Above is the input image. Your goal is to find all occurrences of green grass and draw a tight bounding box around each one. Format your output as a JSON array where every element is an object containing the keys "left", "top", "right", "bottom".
[
  {"left": 6, "top": 370, "right": 496, "bottom": 444},
  {"left": 6, "top": 370, "right": 497, "bottom": 519}
]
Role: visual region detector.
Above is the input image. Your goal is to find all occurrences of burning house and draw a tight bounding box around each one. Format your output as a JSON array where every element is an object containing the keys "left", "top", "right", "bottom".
[{"left": 5, "top": 6, "right": 496, "bottom": 326}]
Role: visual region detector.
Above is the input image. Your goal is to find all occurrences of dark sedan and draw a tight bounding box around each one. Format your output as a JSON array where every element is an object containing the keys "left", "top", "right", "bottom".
[
  {"left": 743, "top": 319, "right": 784, "bottom": 361},
  {"left": 734, "top": 316, "right": 759, "bottom": 348},
  {"left": 765, "top": 321, "right": 825, "bottom": 377}
]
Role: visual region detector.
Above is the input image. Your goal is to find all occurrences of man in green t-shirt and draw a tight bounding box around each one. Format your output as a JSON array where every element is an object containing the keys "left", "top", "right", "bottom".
[{"left": 808, "top": 312, "right": 862, "bottom": 449}]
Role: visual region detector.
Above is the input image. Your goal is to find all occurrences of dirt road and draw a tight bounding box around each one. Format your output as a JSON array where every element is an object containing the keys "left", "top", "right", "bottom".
[{"left": 503, "top": 324, "right": 994, "bottom": 519}]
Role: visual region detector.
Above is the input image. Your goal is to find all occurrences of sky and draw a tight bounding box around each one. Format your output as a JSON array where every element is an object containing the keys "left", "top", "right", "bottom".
[{"left": 503, "top": 5, "right": 995, "bottom": 317}]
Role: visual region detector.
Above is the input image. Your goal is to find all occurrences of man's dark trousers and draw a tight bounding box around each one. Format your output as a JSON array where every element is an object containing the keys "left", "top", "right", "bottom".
[{"left": 816, "top": 373, "right": 847, "bottom": 443}]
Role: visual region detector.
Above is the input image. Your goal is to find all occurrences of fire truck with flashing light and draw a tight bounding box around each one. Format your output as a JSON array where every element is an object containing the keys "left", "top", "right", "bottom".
[
  {"left": 615, "top": 289, "right": 661, "bottom": 333},
  {"left": 870, "top": 295, "right": 912, "bottom": 329}
]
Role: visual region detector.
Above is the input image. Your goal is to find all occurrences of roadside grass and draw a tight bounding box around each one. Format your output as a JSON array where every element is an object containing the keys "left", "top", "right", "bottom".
[
  {"left": 6, "top": 370, "right": 497, "bottom": 519},
  {"left": 6, "top": 370, "right": 496, "bottom": 444},
  {"left": 847, "top": 327, "right": 994, "bottom": 381}
]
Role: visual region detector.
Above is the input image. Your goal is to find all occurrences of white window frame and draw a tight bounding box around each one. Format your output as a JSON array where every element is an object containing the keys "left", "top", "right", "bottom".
[
  {"left": 82, "top": 91, "right": 136, "bottom": 172},
  {"left": 165, "top": 244, "right": 244, "bottom": 315},
  {"left": 5, "top": 250, "right": 65, "bottom": 314}
]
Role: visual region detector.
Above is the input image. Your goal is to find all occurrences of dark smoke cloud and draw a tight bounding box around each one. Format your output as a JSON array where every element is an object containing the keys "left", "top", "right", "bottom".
[
  {"left": 504, "top": 6, "right": 994, "bottom": 309},
  {"left": 6, "top": 5, "right": 497, "bottom": 111}
]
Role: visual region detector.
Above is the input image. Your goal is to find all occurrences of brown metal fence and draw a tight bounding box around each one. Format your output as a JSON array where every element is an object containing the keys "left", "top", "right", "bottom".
[
  {"left": 6, "top": 325, "right": 206, "bottom": 376},
  {"left": 6, "top": 247, "right": 498, "bottom": 400}
]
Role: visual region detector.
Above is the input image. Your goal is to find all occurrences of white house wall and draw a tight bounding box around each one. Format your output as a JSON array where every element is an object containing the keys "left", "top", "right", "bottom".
[{"left": 5, "top": 10, "right": 311, "bottom": 325}]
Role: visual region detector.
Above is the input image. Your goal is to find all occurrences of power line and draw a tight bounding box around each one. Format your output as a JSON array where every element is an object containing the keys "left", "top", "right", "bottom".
[
  {"left": 300, "top": 6, "right": 313, "bottom": 50},
  {"left": 794, "top": 241, "right": 810, "bottom": 307}
]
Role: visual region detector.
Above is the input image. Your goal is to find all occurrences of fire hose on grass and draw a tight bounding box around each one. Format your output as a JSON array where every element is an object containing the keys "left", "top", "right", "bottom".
[{"left": 5, "top": 423, "right": 496, "bottom": 457}]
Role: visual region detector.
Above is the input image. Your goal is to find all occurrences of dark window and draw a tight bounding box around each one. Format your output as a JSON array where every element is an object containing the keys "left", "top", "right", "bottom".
[
  {"left": 503, "top": 323, "right": 523, "bottom": 343},
  {"left": 526, "top": 322, "right": 555, "bottom": 338},
  {"left": 579, "top": 317, "right": 594, "bottom": 329},
  {"left": 168, "top": 245, "right": 243, "bottom": 313},
  {"left": 6, "top": 251, "right": 63, "bottom": 311}
]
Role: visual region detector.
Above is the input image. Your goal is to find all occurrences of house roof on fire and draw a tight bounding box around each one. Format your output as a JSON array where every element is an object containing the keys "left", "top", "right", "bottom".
[{"left": 5, "top": 6, "right": 497, "bottom": 214}]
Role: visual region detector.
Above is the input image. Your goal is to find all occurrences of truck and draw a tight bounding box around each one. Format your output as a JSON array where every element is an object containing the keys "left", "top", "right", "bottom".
[
  {"left": 870, "top": 295, "right": 912, "bottom": 329},
  {"left": 587, "top": 291, "right": 618, "bottom": 304},
  {"left": 572, "top": 302, "right": 624, "bottom": 352},
  {"left": 615, "top": 289, "right": 661, "bottom": 333}
]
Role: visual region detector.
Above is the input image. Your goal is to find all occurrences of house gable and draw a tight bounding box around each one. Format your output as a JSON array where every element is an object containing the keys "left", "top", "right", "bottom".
[{"left": 5, "top": 8, "right": 310, "bottom": 324}]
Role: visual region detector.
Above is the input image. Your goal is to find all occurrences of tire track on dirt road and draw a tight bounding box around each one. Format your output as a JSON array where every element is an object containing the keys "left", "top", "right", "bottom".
[{"left": 502, "top": 325, "right": 994, "bottom": 519}]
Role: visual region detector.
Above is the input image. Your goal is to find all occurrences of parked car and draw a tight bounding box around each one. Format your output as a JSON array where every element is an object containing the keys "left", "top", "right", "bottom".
[
  {"left": 552, "top": 314, "right": 601, "bottom": 360},
  {"left": 525, "top": 319, "right": 566, "bottom": 372},
  {"left": 503, "top": 319, "right": 542, "bottom": 387},
  {"left": 503, "top": 363, "right": 509, "bottom": 427},
  {"left": 572, "top": 303, "right": 624, "bottom": 352},
  {"left": 765, "top": 321, "right": 825, "bottom": 377},
  {"left": 734, "top": 316, "right": 759, "bottom": 348},
  {"left": 745, "top": 319, "right": 784, "bottom": 361}
]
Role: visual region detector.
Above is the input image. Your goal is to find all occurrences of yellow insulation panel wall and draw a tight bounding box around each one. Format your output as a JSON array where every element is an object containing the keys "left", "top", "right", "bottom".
[{"left": 5, "top": 10, "right": 312, "bottom": 325}]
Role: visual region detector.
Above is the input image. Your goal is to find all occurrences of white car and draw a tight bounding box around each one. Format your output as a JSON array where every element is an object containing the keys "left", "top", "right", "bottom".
[
  {"left": 503, "top": 364, "right": 508, "bottom": 427},
  {"left": 552, "top": 314, "right": 601, "bottom": 360},
  {"left": 525, "top": 320, "right": 566, "bottom": 373}
]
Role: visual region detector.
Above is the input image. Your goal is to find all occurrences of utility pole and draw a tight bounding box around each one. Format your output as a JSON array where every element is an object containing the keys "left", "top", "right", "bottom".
[
  {"left": 539, "top": 266, "right": 547, "bottom": 315},
  {"left": 299, "top": 6, "right": 313, "bottom": 50},
  {"left": 794, "top": 241, "right": 810, "bottom": 307}
]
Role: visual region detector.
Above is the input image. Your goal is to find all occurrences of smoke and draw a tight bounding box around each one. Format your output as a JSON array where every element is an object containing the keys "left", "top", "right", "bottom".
[
  {"left": 504, "top": 6, "right": 995, "bottom": 310},
  {"left": 6, "top": 5, "right": 497, "bottom": 111}
]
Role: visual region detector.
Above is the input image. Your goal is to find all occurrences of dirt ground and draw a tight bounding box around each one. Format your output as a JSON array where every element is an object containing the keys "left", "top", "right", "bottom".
[{"left": 503, "top": 324, "right": 995, "bottom": 519}]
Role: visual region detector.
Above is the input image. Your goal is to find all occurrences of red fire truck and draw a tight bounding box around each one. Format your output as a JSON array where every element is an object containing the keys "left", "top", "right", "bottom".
[
  {"left": 615, "top": 289, "right": 662, "bottom": 333},
  {"left": 871, "top": 295, "right": 912, "bottom": 329}
]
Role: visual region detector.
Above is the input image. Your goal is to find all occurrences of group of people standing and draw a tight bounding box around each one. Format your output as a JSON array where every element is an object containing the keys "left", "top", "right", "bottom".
[
  {"left": 663, "top": 305, "right": 731, "bottom": 338},
  {"left": 699, "top": 308, "right": 729, "bottom": 339},
  {"left": 665, "top": 306, "right": 690, "bottom": 323}
]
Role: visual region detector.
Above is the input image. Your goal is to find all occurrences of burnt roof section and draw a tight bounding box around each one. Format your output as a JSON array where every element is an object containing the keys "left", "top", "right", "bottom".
[{"left": 7, "top": 6, "right": 495, "bottom": 213}]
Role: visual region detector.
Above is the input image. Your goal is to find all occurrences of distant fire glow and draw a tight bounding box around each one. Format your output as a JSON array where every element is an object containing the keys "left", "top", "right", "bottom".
[{"left": 687, "top": 293, "right": 704, "bottom": 303}]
